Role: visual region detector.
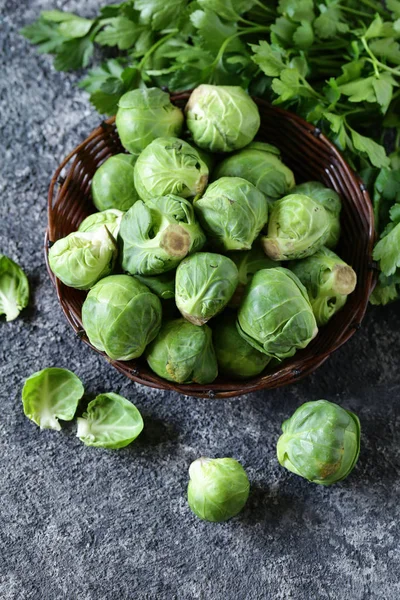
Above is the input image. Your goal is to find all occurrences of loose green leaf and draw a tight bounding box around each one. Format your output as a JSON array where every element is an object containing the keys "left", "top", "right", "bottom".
[
  {"left": 53, "top": 36, "right": 94, "bottom": 71},
  {"left": 58, "top": 18, "right": 94, "bottom": 39},
  {"left": 0, "top": 255, "right": 29, "bottom": 321},
  {"left": 293, "top": 20, "right": 314, "bottom": 49},
  {"left": 134, "top": 0, "right": 187, "bottom": 31},
  {"left": 197, "top": 0, "right": 256, "bottom": 22},
  {"left": 370, "top": 38, "right": 400, "bottom": 63},
  {"left": 388, "top": 0, "right": 400, "bottom": 18},
  {"left": 374, "top": 222, "right": 400, "bottom": 275},
  {"left": 372, "top": 74, "right": 394, "bottom": 113},
  {"left": 250, "top": 41, "right": 286, "bottom": 76},
  {"left": 21, "top": 18, "right": 67, "bottom": 54},
  {"left": 278, "top": 0, "right": 314, "bottom": 23},
  {"left": 350, "top": 129, "right": 390, "bottom": 168},
  {"left": 314, "top": 4, "right": 349, "bottom": 39},
  {"left": 95, "top": 16, "right": 142, "bottom": 50},
  {"left": 191, "top": 10, "right": 241, "bottom": 53}
]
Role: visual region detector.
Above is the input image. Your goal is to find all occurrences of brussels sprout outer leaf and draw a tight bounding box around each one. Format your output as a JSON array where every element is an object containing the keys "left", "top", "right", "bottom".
[
  {"left": 91, "top": 154, "right": 139, "bottom": 212},
  {"left": 78, "top": 208, "right": 124, "bottom": 238},
  {"left": 277, "top": 400, "right": 361, "bottom": 485},
  {"left": 0, "top": 255, "right": 29, "bottom": 321},
  {"left": 22, "top": 367, "right": 84, "bottom": 430},
  {"left": 76, "top": 392, "right": 143, "bottom": 449},
  {"left": 293, "top": 181, "right": 341, "bottom": 248},
  {"left": 187, "top": 457, "right": 250, "bottom": 522}
]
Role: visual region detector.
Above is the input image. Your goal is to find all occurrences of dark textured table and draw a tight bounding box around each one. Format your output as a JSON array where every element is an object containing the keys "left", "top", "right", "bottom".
[{"left": 1, "top": 2, "right": 400, "bottom": 599}]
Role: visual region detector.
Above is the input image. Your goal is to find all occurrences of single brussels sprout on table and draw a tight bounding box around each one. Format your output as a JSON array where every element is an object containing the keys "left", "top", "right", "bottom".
[
  {"left": 194, "top": 177, "right": 268, "bottom": 251},
  {"left": 22, "top": 368, "right": 84, "bottom": 430},
  {"left": 77, "top": 393, "right": 143, "bottom": 449},
  {"left": 290, "top": 247, "right": 357, "bottom": 326},
  {"left": 213, "top": 142, "right": 295, "bottom": 202},
  {"left": 49, "top": 226, "right": 117, "bottom": 290},
  {"left": 187, "top": 457, "right": 250, "bottom": 522},
  {"left": 237, "top": 267, "right": 318, "bottom": 360},
  {"left": 82, "top": 274, "right": 162, "bottom": 361},
  {"left": 229, "top": 243, "right": 278, "bottom": 307},
  {"left": 119, "top": 196, "right": 205, "bottom": 276},
  {"left": 91, "top": 154, "right": 139, "bottom": 212},
  {"left": 134, "top": 137, "right": 209, "bottom": 201},
  {"left": 146, "top": 318, "right": 218, "bottom": 384},
  {"left": 135, "top": 271, "right": 175, "bottom": 300},
  {"left": 261, "top": 194, "right": 331, "bottom": 261},
  {"left": 213, "top": 313, "right": 270, "bottom": 379},
  {"left": 277, "top": 400, "right": 361, "bottom": 485},
  {"left": 0, "top": 255, "right": 29, "bottom": 321},
  {"left": 175, "top": 252, "right": 239, "bottom": 325},
  {"left": 185, "top": 84, "right": 260, "bottom": 153},
  {"left": 78, "top": 209, "right": 124, "bottom": 239},
  {"left": 116, "top": 88, "right": 184, "bottom": 155},
  {"left": 293, "top": 181, "right": 341, "bottom": 248}
]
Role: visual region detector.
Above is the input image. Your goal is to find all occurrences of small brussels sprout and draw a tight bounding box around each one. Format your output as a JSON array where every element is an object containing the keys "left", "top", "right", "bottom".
[
  {"left": 78, "top": 209, "right": 124, "bottom": 238},
  {"left": 261, "top": 194, "right": 331, "bottom": 261},
  {"left": 290, "top": 247, "right": 357, "bottom": 326},
  {"left": 48, "top": 227, "right": 117, "bottom": 290},
  {"left": 0, "top": 255, "right": 29, "bottom": 321},
  {"left": 293, "top": 181, "right": 341, "bottom": 248},
  {"left": 213, "top": 313, "right": 270, "bottom": 379},
  {"left": 119, "top": 196, "right": 206, "bottom": 276},
  {"left": 213, "top": 142, "right": 295, "bottom": 202},
  {"left": 185, "top": 85, "right": 260, "bottom": 153},
  {"left": 146, "top": 318, "right": 218, "bottom": 384},
  {"left": 229, "top": 243, "right": 278, "bottom": 307},
  {"left": 194, "top": 177, "right": 268, "bottom": 251},
  {"left": 91, "top": 154, "right": 139, "bottom": 212},
  {"left": 135, "top": 272, "right": 175, "bottom": 300},
  {"left": 82, "top": 274, "right": 162, "bottom": 361},
  {"left": 237, "top": 267, "right": 318, "bottom": 359},
  {"left": 175, "top": 253, "right": 239, "bottom": 325},
  {"left": 77, "top": 393, "right": 143, "bottom": 449},
  {"left": 277, "top": 400, "right": 361, "bottom": 485},
  {"left": 134, "top": 137, "right": 209, "bottom": 201},
  {"left": 116, "top": 88, "right": 184, "bottom": 155},
  {"left": 187, "top": 457, "right": 250, "bottom": 522}
]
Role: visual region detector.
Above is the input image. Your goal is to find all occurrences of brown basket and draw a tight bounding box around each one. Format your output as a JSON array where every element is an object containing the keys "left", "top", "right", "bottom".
[{"left": 45, "top": 93, "right": 376, "bottom": 399}]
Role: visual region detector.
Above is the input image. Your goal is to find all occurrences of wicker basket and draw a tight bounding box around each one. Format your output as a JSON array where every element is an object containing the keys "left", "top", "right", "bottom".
[{"left": 45, "top": 92, "right": 375, "bottom": 399}]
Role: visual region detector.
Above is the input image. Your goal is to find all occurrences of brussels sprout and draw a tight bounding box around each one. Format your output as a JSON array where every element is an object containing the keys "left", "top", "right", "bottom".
[
  {"left": 91, "top": 154, "right": 139, "bottom": 212},
  {"left": 116, "top": 88, "right": 184, "bottom": 155},
  {"left": 22, "top": 368, "right": 84, "bottom": 430},
  {"left": 0, "top": 255, "right": 29, "bottom": 321},
  {"left": 119, "top": 196, "right": 206, "bottom": 276},
  {"left": 146, "top": 318, "right": 218, "bottom": 384},
  {"left": 261, "top": 194, "right": 331, "bottom": 261},
  {"left": 229, "top": 243, "right": 278, "bottom": 307},
  {"left": 213, "top": 313, "right": 270, "bottom": 379},
  {"left": 134, "top": 137, "right": 209, "bottom": 201},
  {"left": 77, "top": 393, "right": 143, "bottom": 449},
  {"left": 237, "top": 267, "right": 318, "bottom": 359},
  {"left": 185, "top": 85, "right": 260, "bottom": 153},
  {"left": 213, "top": 142, "right": 295, "bottom": 202},
  {"left": 194, "top": 177, "right": 268, "bottom": 251},
  {"left": 135, "top": 272, "right": 175, "bottom": 300},
  {"left": 290, "top": 248, "right": 357, "bottom": 326},
  {"left": 78, "top": 209, "right": 124, "bottom": 238},
  {"left": 293, "top": 181, "right": 341, "bottom": 248},
  {"left": 82, "top": 274, "right": 162, "bottom": 361},
  {"left": 187, "top": 457, "right": 250, "bottom": 522},
  {"left": 277, "top": 400, "right": 361, "bottom": 485},
  {"left": 48, "top": 227, "right": 117, "bottom": 290},
  {"left": 175, "top": 253, "right": 239, "bottom": 325}
]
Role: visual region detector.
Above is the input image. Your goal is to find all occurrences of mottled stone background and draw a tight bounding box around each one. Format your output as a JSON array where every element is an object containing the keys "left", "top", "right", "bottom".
[{"left": 1, "top": 2, "right": 400, "bottom": 598}]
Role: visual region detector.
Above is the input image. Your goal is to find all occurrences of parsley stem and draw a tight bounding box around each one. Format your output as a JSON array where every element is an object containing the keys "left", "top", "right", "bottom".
[
  {"left": 251, "top": 0, "right": 276, "bottom": 14},
  {"left": 238, "top": 17, "right": 264, "bottom": 27},
  {"left": 357, "top": 0, "right": 389, "bottom": 16},
  {"left": 338, "top": 5, "right": 373, "bottom": 18},
  {"left": 361, "top": 37, "right": 380, "bottom": 77},
  {"left": 138, "top": 30, "right": 179, "bottom": 71},
  {"left": 211, "top": 27, "right": 270, "bottom": 70}
]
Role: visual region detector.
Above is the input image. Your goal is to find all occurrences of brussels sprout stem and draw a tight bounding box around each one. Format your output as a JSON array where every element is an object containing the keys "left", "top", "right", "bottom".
[
  {"left": 160, "top": 225, "right": 191, "bottom": 258},
  {"left": 332, "top": 265, "right": 357, "bottom": 295}
]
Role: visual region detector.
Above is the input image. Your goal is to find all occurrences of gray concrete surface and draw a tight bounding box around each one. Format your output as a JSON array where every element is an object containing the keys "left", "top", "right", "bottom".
[{"left": 1, "top": 2, "right": 400, "bottom": 599}]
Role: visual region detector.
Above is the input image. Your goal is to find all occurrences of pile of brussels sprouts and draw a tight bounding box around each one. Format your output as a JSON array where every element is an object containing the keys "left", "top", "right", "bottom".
[{"left": 49, "top": 84, "right": 357, "bottom": 385}]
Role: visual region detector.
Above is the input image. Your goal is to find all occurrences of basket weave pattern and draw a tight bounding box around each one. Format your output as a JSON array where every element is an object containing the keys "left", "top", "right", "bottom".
[{"left": 45, "top": 93, "right": 375, "bottom": 398}]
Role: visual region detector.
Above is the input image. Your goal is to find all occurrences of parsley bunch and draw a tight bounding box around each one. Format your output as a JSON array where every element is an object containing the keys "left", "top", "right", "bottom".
[{"left": 22, "top": 0, "right": 400, "bottom": 304}]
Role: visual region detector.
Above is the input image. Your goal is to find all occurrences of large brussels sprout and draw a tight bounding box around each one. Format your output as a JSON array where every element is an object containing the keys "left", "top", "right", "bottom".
[
  {"left": 290, "top": 248, "right": 357, "bottom": 326},
  {"left": 78, "top": 209, "right": 123, "bottom": 238},
  {"left": 146, "top": 318, "right": 218, "bottom": 384},
  {"left": 48, "top": 227, "right": 117, "bottom": 290},
  {"left": 134, "top": 137, "right": 209, "bottom": 201},
  {"left": 261, "top": 194, "right": 331, "bottom": 261},
  {"left": 194, "top": 177, "right": 268, "bottom": 251},
  {"left": 116, "top": 88, "right": 184, "bottom": 155},
  {"left": 0, "top": 255, "right": 29, "bottom": 321},
  {"left": 277, "top": 400, "right": 361, "bottom": 485},
  {"left": 237, "top": 267, "right": 318, "bottom": 359},
  {"left": 91, "top": 154, "right": 139, "bottom": 212},
  {"left": 187, "top": 457, "right": 250, "bottom": 522},
  {"left": 175, "top": 253, "right": 239, "bottom": 325},
  {"left": 135, "top": 272, "right": 175, "bottom": 300},
  {"left": 229, "top": 243, "right": 278, "bottom": 307},
  {"left": 119, "top": 196, "right": 206, "bottom": 276},
  {"left": 293, "top": 181, "right": 341, "bottom": 248},
  {"left": 213, "top": 142, "right": 295, "bottom": 202},
  {"left": 185, "top": 85, "right": 260, "bottom": 153},
  {"left": 213, "top": 313, "right": 270, "bottom": 379},
  {"left": 82, "top": 274, "right": 162, "bottom": 361}
]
